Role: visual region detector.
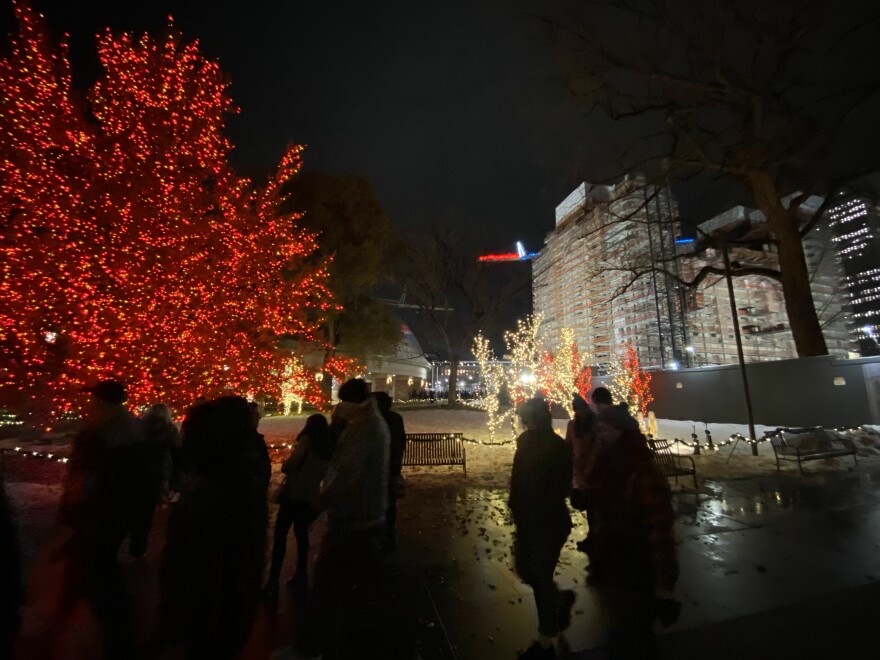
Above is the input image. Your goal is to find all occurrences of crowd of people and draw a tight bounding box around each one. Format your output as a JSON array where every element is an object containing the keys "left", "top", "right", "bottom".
[
  {"left": 0, "top": 377, "right": 678, "bottom": 659},
  {"left": 510, "top": 387, "right": 679, "bottom": 659}
]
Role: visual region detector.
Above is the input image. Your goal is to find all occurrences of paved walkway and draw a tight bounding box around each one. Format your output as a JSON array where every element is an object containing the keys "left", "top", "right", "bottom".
[{"left": 5, "top": 454, "right": 880, "bottom": 658}]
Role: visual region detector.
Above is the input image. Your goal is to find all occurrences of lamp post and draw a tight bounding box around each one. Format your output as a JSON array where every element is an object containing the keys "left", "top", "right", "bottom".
[{"left": 721, "top": 240, "right": 758, "bottom": 455}]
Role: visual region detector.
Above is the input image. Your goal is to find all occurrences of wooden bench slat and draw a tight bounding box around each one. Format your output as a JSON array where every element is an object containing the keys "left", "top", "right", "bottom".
[{"left": 402, "top": 433, "right": 467, "bottom": 474}]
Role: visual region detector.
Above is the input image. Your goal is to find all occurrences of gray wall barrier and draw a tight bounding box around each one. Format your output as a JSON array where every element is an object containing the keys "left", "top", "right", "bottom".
[{"left": 591, "top": 355, "right": 880, "bottom": 429}]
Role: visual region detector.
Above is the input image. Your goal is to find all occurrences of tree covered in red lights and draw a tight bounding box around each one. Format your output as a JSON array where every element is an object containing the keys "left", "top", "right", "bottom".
[
  {"left": 610, "top": 345, "right": 653, "bottom": 417},
  {"left": 0, "top": 2, "right": 332, "bottom": 421}
]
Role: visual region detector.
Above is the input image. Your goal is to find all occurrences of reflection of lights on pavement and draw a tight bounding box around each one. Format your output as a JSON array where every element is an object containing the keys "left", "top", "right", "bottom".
[{"left": 668, "top": 361, "right": 679, "bottom": 370}]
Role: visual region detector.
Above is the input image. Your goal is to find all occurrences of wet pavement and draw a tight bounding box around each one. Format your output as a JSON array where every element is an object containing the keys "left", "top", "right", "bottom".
[
  {"left": 5, "top": 453, "right": 880, "bottom": 658},
  {"left": 385, "top": 463, "right": 880, "bottom": 659}
]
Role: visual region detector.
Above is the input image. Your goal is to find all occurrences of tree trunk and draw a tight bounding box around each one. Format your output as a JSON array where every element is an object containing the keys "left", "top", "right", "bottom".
[
  {"left": 749, "top": 171, "right": 829, "bottom": 357},
  {"left": 447, "top": 356, "right": 459, "bottom": 405},
  {"left": 320, "top": 316, "right": 336, "bottom": 401}
]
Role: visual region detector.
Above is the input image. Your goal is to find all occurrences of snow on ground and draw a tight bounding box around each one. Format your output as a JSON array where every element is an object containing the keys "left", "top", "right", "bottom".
[
  {"left": 258, "top": 408, "right": 880, "bottom": 492},
  {"left": 4, "top": 407, "right": 877, "bottom": 501}
]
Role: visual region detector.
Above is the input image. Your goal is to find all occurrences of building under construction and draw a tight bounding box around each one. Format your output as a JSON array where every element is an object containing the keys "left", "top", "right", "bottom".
[
  {"left": 533, "top": 176, "right": 689, "bottom": 371},
  {"left": 533, "top": 178, "right": 854, "bottom": 370}
]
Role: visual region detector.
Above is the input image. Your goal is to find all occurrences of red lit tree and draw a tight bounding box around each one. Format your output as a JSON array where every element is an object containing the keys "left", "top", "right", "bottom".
[
  {"left": 0, "top": 2, "right": 332, "bottom": 422},
  {"left": 609, "top": 345, "right": 653, "bottom": 417},
  {"left": 575, "top": 364, "right": 592, "bottom": 401}
]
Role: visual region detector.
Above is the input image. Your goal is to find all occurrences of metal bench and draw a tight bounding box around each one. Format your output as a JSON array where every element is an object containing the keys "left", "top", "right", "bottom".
[
  {"left": 767, "top": 427, "right": 858, "bottom": 475},
  {"left": 402, "top": 433, "right": 467, "bottom": 475},
  {"left": 647, "top": 437, "right": 698, "bottom": 490}
]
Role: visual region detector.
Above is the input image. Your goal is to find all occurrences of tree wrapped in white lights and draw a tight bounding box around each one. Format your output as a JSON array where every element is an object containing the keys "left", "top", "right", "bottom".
[
  {"left": 281, "top": 356, "right": 311, "bottom": 415},
  {"left": 538, "top": 327, "right": 590, "bottom": 418},
  {"left": 473, "top": 333, "right": 515, "bottom": 443},
  {"left": 504, "top": 313, "right": 543, "bottom": 408}
]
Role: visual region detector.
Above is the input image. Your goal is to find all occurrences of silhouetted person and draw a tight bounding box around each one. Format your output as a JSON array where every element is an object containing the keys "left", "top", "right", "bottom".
[
  {"left": 129, "top": 403, "right": 178, "bottom": 559},
  {"left": 372, "top": 391, "right": 406, "bottom": 550},
  {"left": 566, "top": 394, "right": 597, "bottom": 552},
  {"left": 265, "top": 413, "right": 333, "bottom": 599},
  {"left": 157, "top": 396, "right": 270, "bottom": 659},
  {"left": 55, "top": 379, "right": 142, "bottom": 658},
  {"left": 297, "top": 378, "right": 390, "bottom": 657},
  {"left": 589, "top": 405, "right": 679, "bottom": 659},
  {"left": 510, "top": 398, "right": 574, "bottom": 660},
  {"left": 590, "top": 386, "right": 614, "bottom": 411},
  {"left": 0, "top": 477, "right": 22, "bottom": 659}
]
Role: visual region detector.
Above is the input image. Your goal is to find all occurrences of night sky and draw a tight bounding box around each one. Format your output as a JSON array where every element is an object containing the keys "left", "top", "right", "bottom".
[
  {"left": 3, "top": 1, "right": 880, "bottom": 253},
  {"left": 0, "top": 0, "right": 652, "bottom": 253}
]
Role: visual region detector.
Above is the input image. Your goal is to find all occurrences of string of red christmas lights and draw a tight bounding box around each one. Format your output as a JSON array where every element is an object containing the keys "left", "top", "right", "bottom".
[{"left": 0, "top": 2, "right": 335, "bottom": 422}]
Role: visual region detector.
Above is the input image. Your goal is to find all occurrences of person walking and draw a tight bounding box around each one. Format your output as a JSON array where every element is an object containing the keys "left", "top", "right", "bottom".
[
  {"left": 55, "top": 379, "right": 143, "bottom": 659},
  {"left": 566, "top": 394, "right": 597, "bottom": 552},
  {"left": 129, "top": 403, "right": 179, "bottom": 560},
  {"left": 372, "top": 391, "right": 406, "bottom": 551},
  {"left": 265, "top": 413, "right": 334, "bottom": 600},
  {"left": 588, "top": 404, "right": 679, "bottom": 659},
  {"left": 297, "top": 378, "right": 390, "bottom": 658},
  {"left": 510, "top": 398, "right": 575, "bottom": 660}
]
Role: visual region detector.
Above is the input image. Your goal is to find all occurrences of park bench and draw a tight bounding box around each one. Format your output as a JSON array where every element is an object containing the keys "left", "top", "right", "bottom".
[
  {"left": 402, "top": 433, "right": 467, "bottom": 475},
  {"left": 766, "top": 427, "right": 858, "bottom": 475},
  {"left": 647, "top": 437, "right": 698, "bottom": 490}
]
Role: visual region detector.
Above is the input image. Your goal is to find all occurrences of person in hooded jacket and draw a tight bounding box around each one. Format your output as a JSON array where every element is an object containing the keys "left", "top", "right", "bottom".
[
  {"left": 265, "top": 413, "right": 334, "bottom": 599},
  {"left": 588, "top": 404, "right": 679, "bottom": 659},
  {"left": 510, "top": 397, "right": 575, "bottom": 660},
  {"left": 297, "top": 378, "right": 390, "bottom": 657}
]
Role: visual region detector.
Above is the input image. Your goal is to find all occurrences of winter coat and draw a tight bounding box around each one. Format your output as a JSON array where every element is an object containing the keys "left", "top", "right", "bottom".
[
  {"left": 58, "top": 404, "right": 145, "bottom": 532},
  {"left": 159, "top": 436, "right": 268, "bottom": 657},
  {"left": 282, "top": 433, "right": 331, "bottom": 503},
  {"left": 509, "top": 427, "right": 573, "bottom": 535},
  {"left": 586, "top": 428, "right": 678, "bottom": 593},
  {"left": 141, "top": 417, "right": 180, "bottom": 499},
  {"left": 565, "top": 418, "right": 597, "bottom": 490},
  {"left": 317, "top": 399, "right": 390, "bottom": 531}
]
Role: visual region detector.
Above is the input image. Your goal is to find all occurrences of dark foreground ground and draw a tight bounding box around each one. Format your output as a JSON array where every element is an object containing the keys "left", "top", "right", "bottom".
[{"left": 4, "top": 453, "right": 880, "bottom": 659}]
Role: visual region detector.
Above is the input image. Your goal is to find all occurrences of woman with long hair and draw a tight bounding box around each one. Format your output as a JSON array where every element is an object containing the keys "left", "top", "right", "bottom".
[
  {"left": 264, "top": 413, "right": 334, "bottom": 600},
  {"left": 157, "top": 396, "right": 270, "bottom": 659}
]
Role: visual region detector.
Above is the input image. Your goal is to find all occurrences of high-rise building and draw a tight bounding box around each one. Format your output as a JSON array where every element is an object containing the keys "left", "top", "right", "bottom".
[
  {"left": 678, "top": 205, "right": 851, "bottom": 365},
  {"left": 826, "top": 189, "right": 880, "bottom": 355},
  {"left": 534, "top": 180, "right": 854, "bottom": 369},
  {"left": 533, "top": 176, "right": 688, "bottom": 371}
]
